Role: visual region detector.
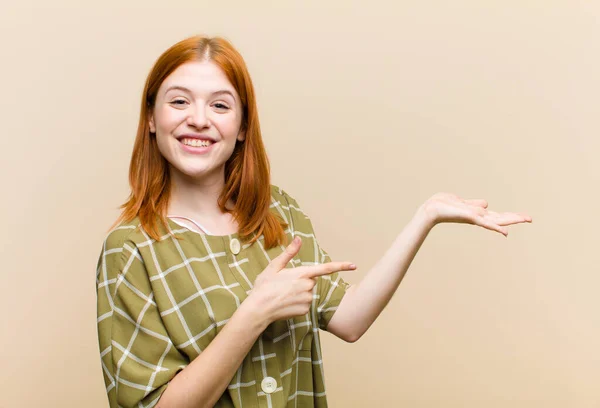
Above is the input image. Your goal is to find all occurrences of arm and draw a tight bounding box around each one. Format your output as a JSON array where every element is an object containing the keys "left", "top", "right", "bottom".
[
  {"left": 97, "top": 234, "right": 270, "bottom": 408},
  {"left": 158, "top": 301, "right": 268, "bottom": 408},
  {"left": 327, "top": 193, "right": 531, "bottom": 342},
  {"left": 326, "top": 205, "right": 433, "bottom": 342}
]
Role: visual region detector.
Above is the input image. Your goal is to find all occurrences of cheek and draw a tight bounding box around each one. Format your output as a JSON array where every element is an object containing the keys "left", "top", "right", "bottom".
[
  {"left": 215, "top": 114, "right": 243, "bottom": 138},
  {"left": 155, "top": 106, "right": 183, "bottom": 132},
  {"left": 154, "top": 134, "right": 171, "bottom": 159}
]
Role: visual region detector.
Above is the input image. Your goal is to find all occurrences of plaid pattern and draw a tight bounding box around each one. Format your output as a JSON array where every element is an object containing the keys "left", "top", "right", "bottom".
[{"left": 96, "top": 185, "right": 351, "bottom": 408}]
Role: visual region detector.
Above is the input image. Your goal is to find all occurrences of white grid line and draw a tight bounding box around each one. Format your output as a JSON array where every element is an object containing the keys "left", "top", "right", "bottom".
[{"left": 159, "top": 283, "right": 241, "bottom": 317}]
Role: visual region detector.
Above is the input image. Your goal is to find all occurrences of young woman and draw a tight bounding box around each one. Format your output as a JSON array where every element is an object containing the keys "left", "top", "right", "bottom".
[{"left": 96, "top": 35, "right": 532, "bottom": 408}]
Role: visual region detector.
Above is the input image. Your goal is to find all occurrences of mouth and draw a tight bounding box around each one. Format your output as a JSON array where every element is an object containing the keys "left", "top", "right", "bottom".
[{"left": 179, "top": 137, "right": 216, "bottom": 148}]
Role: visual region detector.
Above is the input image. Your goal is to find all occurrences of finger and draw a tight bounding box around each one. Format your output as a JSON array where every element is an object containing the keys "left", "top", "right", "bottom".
[
  {"left": 475, "top": 216, "right": 508, "bottom": 236},
  {"left": 469, "top": 205, "right": 487, "bottom": 217},
  {"left": 515, "top": 212, "right": 533, "bottom": 222},
  {"left": 302, "top": 278, "right": 317, "bottom": 291},
  {"left": 269, "top": 236, "right": 302, "bottom": 271},
  {"left": 465, "top": 199, "right": 488, "bottom": 208},
  {"left": 486, "top": 212, "right": 532, "bottom": 225},
  {"left": 304, "top": 262, "right": 357, "bottom": 279}
]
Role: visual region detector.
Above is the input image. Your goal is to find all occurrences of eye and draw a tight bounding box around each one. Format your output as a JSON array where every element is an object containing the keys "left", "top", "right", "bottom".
[
  {"left": 214, "top": 103, "right": 230, "bottom": 110},
  {"left": 170, "top": 99, "right": 188, "bottom": 106}
]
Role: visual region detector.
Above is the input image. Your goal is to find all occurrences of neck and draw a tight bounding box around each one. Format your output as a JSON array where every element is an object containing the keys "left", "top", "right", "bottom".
[{"left": 167, "top": 166, "right": 232, "bottom": 220}]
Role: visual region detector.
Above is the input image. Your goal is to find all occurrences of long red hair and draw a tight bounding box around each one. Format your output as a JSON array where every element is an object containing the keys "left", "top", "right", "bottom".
[{"left": 110, "top": 35, "right": 287, "bottom": 249}]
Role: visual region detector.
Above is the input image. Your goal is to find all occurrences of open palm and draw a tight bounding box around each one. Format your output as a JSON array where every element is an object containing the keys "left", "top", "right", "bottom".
[{"left": 423, "top": 192, "right": 532, "bottom": 236}]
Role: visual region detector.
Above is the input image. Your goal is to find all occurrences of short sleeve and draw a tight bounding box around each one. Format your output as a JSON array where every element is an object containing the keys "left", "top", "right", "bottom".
[
  {"left": 315, "top": 246, "right": 352, "bottom": 331},
  {"left": 277, "top": 187, "right": 352, "bottom": 331},
  {"left": 96, "top": 230, "right": 189, "bottom": 408}
]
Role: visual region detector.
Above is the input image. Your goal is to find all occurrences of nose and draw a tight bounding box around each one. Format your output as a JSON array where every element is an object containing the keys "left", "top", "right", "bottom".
[{"left": 186, "top": 104, "right": 210, "bottom": 129}]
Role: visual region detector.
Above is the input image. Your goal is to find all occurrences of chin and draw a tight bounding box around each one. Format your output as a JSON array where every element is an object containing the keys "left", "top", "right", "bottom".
[{"left": 176, "top": 164, "right": 224, "bottom": 180}]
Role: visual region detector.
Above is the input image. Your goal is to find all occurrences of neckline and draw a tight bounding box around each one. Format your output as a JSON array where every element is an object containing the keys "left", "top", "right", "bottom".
[{"left": 166, "top": 217, "right": 241, "bottom": 239}]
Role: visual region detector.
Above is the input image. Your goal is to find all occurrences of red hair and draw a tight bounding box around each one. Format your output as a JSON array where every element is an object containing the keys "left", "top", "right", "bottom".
[{"left": 110, "top": 35, "right": 287, "bottom": 249}]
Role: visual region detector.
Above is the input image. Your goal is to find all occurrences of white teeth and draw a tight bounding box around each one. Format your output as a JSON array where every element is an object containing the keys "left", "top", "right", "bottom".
[{"left": 181, "top": 138, "right": 213, "bottom": 147}]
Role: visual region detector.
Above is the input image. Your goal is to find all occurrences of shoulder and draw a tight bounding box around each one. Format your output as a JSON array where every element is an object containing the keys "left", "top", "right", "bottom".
[
  {"left": 269, "top": 184, "right": 306, "bottom": 216},
  {"left": 269, "top": 184, "right": 302, "bottom": 208},
  {"left": 97, "top": 217, "right": 152, "bottom": 282},
  {"left": 102, "top": 217, "right": 143, "bottom": 252},
  {"left": 269, "top": 184, "right": 312, "bottom": 227},
  {"left": 269, "top": 184, "right": 288, "bottom": 203},
  {"left": 98, "top": 218, "right": 150, "bottom": 276}
]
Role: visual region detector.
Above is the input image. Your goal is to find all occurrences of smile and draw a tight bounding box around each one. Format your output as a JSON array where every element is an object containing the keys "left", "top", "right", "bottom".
[{"left": 180, "top": 138, "right": 214, "bottom": 147}]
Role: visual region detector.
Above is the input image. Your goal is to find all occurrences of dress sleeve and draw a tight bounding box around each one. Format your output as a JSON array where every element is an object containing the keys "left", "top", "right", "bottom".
[
  {"left": 314, "top": 245, "right": 352, "bottom": 331},
  {"left": 96, "top": 230, "right": 189, "bottom": 408},
  {"left": 278, "top": 187, "right": 352, "bottom": 331}
]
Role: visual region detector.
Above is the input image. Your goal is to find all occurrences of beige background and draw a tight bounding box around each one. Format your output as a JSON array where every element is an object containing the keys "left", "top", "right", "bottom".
[{"left": 1, "top": 1, "right": 598, "bottom": 407}]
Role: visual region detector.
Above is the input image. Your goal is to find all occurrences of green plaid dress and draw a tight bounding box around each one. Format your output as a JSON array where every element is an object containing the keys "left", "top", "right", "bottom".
[{"left": 96, "top": 185, "right": 351, "bottom": 408}]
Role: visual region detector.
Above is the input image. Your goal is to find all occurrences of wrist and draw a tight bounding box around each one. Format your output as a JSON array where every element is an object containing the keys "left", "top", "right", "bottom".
[
  {"left": 238, "top": 293, "right": 271, "bottom": 333},
  {"left": 416, "top": 201, "right": 438, "bottom": 231}
]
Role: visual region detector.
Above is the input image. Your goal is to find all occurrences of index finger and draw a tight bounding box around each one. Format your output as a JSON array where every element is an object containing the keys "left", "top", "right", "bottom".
[{"left": 303, "top": 262, "right": 356, "bottom": 279}]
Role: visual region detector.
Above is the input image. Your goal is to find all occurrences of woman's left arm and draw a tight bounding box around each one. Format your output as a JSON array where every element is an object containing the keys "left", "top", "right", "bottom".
[{"left": 326, "top": 192, "right": 532, "bottom": 343}]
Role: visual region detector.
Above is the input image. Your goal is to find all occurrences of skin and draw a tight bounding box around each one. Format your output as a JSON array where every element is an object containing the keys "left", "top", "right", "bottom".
[
  {"left": 326, "top": 194, "right": 532, "bottom": 342},
  {"left": 149, "top": 60, "right": 246, "bottom": 234}
]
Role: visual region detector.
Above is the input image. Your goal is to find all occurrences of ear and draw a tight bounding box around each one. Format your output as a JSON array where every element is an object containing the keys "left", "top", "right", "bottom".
[
  {"left": 148, "top": 114, "right": 156, "bottom": 133},
  {"left": 237, "top": 129, "right": 246, "bottom": 142}
]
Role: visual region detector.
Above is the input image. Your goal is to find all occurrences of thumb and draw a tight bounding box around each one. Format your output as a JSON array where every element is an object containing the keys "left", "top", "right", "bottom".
[{"left": 269, "top": 236, "right": 302, "bottom": 272}]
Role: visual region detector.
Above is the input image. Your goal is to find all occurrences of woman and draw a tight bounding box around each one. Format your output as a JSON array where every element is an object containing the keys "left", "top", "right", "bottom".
[{"left": 96, "top": 35, "right": 532, "bottom": 408}]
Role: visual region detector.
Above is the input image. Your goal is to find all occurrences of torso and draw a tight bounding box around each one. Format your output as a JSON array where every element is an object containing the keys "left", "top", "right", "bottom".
[{"left": 97, "top": 185, "right": 351, "bottom": 407}]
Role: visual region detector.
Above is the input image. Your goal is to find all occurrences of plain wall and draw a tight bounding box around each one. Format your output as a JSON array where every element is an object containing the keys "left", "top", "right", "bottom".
[{"left": 1, "top": 1, "right": 598, "bottom": 407}]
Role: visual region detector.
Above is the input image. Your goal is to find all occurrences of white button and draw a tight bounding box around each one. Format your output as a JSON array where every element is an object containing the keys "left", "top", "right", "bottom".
[
  {"left": 229, "top": 238, "right": 241, "bottom": 255},
  {"left": 261, "top": 376, "right": 277, "bottom": 394}
]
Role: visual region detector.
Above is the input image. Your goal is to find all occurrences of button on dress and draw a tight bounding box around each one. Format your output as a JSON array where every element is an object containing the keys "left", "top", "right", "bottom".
[{"left": 96, "top": 185, "right": 351, "bottom": 407}]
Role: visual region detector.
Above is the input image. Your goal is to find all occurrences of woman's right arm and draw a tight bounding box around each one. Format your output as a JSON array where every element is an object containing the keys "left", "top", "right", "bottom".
[
  {"left": 159, "top": 235, "right": 356, "bottom": 407},
  {"left": 98, "top": 232, "right": 270, "bottom": 408},
  {"left": 157, "top": 298, "right": 267, "bottom": 407}
]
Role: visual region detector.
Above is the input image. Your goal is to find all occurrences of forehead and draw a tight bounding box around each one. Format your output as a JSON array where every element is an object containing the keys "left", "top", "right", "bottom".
[{"left": 160, "top": 60, "right": 237, "bottom": 95}]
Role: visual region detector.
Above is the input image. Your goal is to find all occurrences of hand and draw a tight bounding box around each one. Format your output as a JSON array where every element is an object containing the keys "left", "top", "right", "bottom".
[
  {"left": 421, "top": 192, "right": 532, "bottom": 237},
  {"left": 247, "top": 236, "right": 356, "bottom": 325}
]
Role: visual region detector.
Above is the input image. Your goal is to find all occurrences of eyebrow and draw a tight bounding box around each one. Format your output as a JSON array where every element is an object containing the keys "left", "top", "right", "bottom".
[{"left": 164, "top": 85, "right": 236, "bottom": 100}]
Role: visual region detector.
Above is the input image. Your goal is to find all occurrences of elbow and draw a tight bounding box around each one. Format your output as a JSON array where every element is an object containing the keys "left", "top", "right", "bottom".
[{"left": 344, "top": 330, "right": 364, "bottom": 343}]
